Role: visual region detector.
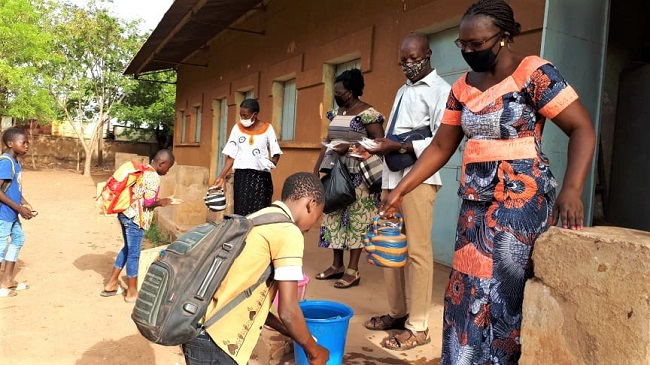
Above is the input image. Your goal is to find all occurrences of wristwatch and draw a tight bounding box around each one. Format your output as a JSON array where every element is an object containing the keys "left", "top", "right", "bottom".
[{"left": 398, "top": 142, "right": 408, "bottom": 154}]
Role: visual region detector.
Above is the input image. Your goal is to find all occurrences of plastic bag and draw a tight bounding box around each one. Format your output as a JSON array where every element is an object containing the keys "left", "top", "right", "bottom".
[{"left": 321, "top": 156, "right": 356, "bottom": 214}]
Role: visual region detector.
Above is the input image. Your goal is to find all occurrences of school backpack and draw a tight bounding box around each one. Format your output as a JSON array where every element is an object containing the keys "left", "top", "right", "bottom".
[
  {"left": 96, "top": 159, "right": 145, "bottom": 214},
  {"left": 131, "top": 211, "right": 293, "bottom": 346}
]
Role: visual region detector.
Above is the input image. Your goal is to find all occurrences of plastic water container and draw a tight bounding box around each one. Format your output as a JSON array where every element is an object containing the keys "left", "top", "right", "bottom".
[
  {"left": 272, "top": 274, "right": 310, "bottom": 312},
  {"left": 293, "top": 300, "right": 354, "bottom": 365}
]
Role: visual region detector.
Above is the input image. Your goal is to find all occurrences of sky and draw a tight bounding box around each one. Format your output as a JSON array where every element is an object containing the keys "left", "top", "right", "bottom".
[{"left": 69, "top": 0, "right": 175, "bottom": 32}]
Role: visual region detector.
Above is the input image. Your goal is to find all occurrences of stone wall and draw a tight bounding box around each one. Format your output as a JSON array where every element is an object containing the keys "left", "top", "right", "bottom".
[
  {"left": 520, "top": 226, "right": 650, "bottom": 364},
  {"left": 156, "top": 164, "right": 219, "bottom": 240}
]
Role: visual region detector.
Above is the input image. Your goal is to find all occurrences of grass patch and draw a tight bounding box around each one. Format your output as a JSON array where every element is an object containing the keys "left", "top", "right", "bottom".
[{"left": 144, "top": 222, "right": 171, "bottom": 248}]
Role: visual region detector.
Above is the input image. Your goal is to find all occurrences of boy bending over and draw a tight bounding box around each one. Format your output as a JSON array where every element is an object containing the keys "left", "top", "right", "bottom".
[{"left": 182, "top": 172, "right": 329, "bottom": 365}]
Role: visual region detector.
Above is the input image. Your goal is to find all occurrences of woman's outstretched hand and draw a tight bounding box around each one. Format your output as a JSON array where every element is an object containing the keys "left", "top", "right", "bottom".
[
  {"left": 378, "top": 189, "right": 402, "bottom": 218},
  {"left": 551, "top": 187, "right": 584, "bottom": 230}
]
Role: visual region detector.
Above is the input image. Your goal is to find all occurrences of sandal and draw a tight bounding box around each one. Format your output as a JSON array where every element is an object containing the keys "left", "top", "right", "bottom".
[
  {"left": 382, "top": 329, "right": 430, "bottom": 351},
  {"left": 315, "top": 265, "right": 345, "bottom": 280},
  {"left": 8, "top": 282, "right": 29, "bottom": 291},
  {"left": 334, "top": 268, "right": 360, "bottom": 289},
  {"left": 100, "top": 286, "right": 124, "bottom": 297},
  {"left": 364, "top": 314, "right": 408, "bottom": 331},
  {"left": 0, "top": 287, "right": 16, "bottom": 297}
]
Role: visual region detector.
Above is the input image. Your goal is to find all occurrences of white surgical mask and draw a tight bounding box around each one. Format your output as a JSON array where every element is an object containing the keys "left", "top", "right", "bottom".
[
  {"left": 240, "top": 118, "right": 254, "bottom": 127},
  {"left": 239, "top": 113, "right": 256, "bottom": 128}
]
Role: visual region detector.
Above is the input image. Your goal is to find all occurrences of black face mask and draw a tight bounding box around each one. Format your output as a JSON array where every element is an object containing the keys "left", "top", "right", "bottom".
[
  {"left": 334, "top": 95, "right": 346, "bottom": 107},
  {"left": 335, "top": 90, "right": 351, "bottom": 107},
  {"left": 461, "top": 36, "right": 503, "bottom": 72}
]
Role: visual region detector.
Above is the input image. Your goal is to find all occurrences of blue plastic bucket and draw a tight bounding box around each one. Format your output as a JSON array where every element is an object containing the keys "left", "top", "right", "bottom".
[{"left": 293, "top": 300, "right": 354, "bottom": 365}]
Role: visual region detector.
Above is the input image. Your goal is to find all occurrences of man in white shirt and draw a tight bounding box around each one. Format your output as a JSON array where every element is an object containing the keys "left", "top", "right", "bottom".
[{"left": 365, "top": 32, "right": 451, "bottom": 350}]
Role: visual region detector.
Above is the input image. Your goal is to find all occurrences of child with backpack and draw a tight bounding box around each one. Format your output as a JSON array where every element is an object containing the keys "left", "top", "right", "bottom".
[
  {"left": 181, "top": 172, "right": 329, "bottom": 365},
  {"left": 0, "top": 128, "right": 35, "bottom": 298},
  {"left": 100, "top": 149, "right": 175, "bottom": 302}
]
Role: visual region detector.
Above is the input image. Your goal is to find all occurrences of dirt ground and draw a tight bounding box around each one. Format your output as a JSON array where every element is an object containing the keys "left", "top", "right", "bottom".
[
  {"left": 0, "top": 168, "right": 185, "bottom": 365},
  {"left": 0, "top": 167, "right": 448, "bottom": 365}
]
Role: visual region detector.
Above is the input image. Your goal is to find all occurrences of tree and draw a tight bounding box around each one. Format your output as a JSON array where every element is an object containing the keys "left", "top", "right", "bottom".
[
  {"left": 42, "top": 0, "right": 143, "bottom": 176},
  {"left": 0, "top": 0, "right": 57, "bottom": 121},
  {"left": 113, "top": 70, "right": 176, "bottom": 149}
]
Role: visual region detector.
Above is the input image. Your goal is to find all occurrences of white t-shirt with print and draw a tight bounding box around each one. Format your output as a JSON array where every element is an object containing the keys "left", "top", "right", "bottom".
[{"left": 222, "top": 123, "right": 283, "bottom": 171}]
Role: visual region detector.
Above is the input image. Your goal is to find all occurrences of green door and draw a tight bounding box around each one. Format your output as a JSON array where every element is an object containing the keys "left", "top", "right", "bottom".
[
  {"left": 428, "top": 27, "right": 470, "bottom": 266},
  {"left": 216, "top": 99, "right": 228, "bottom": 174},
  {"left": 540, "top": 0, "right": 609, "bottom": 225}
]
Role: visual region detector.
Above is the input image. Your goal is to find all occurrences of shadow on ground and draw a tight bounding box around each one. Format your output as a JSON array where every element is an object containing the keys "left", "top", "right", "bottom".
[
  {"left": 73, "top": 252, "right": 117, "bottom": 279},
  {"left": 75, "top": 333, "right": 182, "bottom": 365}
]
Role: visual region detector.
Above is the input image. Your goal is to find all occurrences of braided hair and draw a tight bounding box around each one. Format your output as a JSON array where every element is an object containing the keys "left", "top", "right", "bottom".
[
  {"left": 335, "top": 68, "right": 365, "bottom": 98},
  {"left": 463, "top": 0, "right": 522, "bottom": 42}
]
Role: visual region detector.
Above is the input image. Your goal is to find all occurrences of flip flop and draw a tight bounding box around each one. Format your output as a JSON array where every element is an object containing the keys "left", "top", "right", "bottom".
[
  {"left": 8, "top": 282, "right": 29, "bottom": 291},
  {"left": 0, "top": 287, "right": 16, "bottom": 297},
  {"left": 100, "top": 286, "right": 124, "bottom": 297}
]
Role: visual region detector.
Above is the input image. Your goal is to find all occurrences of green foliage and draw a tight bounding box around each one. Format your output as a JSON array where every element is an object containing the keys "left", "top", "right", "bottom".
[
  {"left": 144, "top": 222, "right": 171, "bottom": 248},
  {"left": 0, "top": 0, "right": 175, "bottom": 174},
  {"left": 0, "top": 0, "right": 57, "bottom": 120},
  {"left": 113, "top": 70, "right": 176, "bottom": 148},
  {"left": 39, "top": 0, "right": 147, "bottom": 175}
]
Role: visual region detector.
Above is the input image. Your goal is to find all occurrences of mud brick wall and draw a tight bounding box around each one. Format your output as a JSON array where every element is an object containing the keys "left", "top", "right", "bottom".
[{"left": 29, "top": 135, "right": 159, "bottom": 168}]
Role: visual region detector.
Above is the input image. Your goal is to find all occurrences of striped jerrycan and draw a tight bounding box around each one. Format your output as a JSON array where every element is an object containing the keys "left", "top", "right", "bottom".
[{"left": 363, "top": 214, "right": 407, "bottom": 268}]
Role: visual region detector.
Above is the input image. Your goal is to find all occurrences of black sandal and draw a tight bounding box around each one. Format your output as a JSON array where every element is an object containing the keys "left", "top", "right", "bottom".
[{"left": 364, "top": 314, "right": 408, "bottom": 331}]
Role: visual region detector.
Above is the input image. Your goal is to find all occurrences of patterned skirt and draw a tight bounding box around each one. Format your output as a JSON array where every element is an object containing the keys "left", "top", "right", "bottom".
[
  {"left": 319, "top": 172, "right": 380, "bottom": 250},
  {"left": 440, "top": 190, "right": 555, "bottom": 365},
  {"left": 233, "top": 169, "right": 273, "bottom": 216}
]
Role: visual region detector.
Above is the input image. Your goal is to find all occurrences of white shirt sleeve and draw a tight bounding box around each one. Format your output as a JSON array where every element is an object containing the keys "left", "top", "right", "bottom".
[
  {"left": 267, "top": 125, "right": 283, "bottom": 156},
  {"left": 274, "top": 265, "right": 304, "bottom": 281},
  {"left": 222, "top": 126, "right": 239, "bottom": 158}
]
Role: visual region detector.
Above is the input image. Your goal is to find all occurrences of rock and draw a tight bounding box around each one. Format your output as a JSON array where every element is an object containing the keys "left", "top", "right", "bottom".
[{"left": 520, "top": 226, "right": 650, "bottom": 364}]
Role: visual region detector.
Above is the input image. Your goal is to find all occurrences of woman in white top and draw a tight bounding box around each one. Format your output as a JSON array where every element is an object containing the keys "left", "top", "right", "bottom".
[{"left": 213, "top": 99, "right": 283, "bottom": 216}]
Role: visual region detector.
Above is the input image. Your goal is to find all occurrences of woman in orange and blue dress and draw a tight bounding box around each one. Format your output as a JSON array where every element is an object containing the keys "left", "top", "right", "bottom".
[{"left": 380, "top": 0, "right": 596, "bottom": 363}]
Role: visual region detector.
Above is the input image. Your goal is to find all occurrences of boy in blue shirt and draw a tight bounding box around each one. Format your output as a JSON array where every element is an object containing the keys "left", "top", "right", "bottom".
[{"left": 0, "top": 128, "right": 35, "bottom": 297}]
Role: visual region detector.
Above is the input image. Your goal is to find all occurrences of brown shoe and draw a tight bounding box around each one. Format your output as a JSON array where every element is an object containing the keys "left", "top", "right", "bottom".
[
  {"left": 364, "top": 314, "right": 408, "bottom": 331},
  {"left": 382, "top": 329, "right": 430, "bottom": 350}
]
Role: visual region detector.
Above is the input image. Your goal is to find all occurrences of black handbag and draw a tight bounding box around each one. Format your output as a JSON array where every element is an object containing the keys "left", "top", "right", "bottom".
[
  {"left": 383, "top": 95, "right": 432, "bottom": 171},
  {"left": 385, "top": 127, "right": 432, "bottom": 171},
  {"left": 321, "top": 156, "right": 356, "bottom": 214}
]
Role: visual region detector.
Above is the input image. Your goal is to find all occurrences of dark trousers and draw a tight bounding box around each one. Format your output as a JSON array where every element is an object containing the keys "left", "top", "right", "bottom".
[{"left": 182, "top": 331, "right": 236, "bottom": 365}]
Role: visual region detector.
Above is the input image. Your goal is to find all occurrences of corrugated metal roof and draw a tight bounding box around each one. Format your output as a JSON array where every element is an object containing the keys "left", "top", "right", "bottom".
[{"left": 124, "top": 0, "right": 263, "bottom": 76}]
